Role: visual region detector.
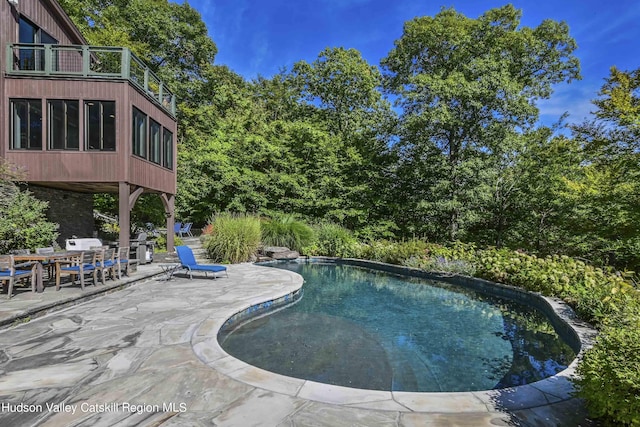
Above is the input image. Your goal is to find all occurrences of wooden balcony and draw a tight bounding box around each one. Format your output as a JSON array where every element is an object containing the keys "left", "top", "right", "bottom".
[{"left": 6, "top": 43, "right": 176, "bottom": 117}]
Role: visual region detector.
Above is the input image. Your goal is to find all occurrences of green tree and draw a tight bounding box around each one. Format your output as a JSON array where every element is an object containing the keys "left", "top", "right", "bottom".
[
  {"left": 568, "top": 66, "right": 640, "bottom": 270},
  {"left": 0, "top": 160, "right": 59, "bottom": 252},
  {"left": 382, "top": 5, "right": 580, "bottom": 241}
]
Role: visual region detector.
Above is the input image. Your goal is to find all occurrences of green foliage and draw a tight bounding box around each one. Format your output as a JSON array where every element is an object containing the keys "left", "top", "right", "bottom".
[
  {"left": 358, "top": 239, "right": 428, "bottom": 265},
  {"left": 0, "top": 160, "right": 59, "bottom": 252},
  {"left": 382, "top": 5, "right": 580, "bottom": 240},
  {"left": 154, "top": 234, "right": 183, "bottom": 252},
  {"left": 575, "top": 311, "right": 640, "bottom": 426},
  {"left": 304, "top": 223, "right": 359, "bottom": 258},
  {"left": 203, "top": 213, "right": 261, "bottom": 263},
  {"left": 261, "top": 214, "right": 315, "bottom": 253}
]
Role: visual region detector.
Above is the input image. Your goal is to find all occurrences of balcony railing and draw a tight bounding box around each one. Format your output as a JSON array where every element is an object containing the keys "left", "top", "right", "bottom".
[{"left": 6, "top": 43, "right": 176, "bottom": 116}]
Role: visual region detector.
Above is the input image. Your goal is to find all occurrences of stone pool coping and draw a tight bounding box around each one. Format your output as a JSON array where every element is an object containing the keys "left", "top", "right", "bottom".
[{"left": 191, "top": 257, "right": 598, "bottom": 414}]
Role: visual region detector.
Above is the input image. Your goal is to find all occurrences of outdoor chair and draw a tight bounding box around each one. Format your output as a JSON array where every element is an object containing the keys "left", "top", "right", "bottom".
[
  {"left": 36, "top": 246, "right": 55, "bottom": 280},
  {"left": 179, "top": 222, "right": 194, "bottom": 237},
  {"left": 55, "top": 251, "right": 98, "bottom": 291},
  {"left": 115, "top": 246, "right": 131, "bottom": 279},
  {"left": 0, "top": 255, "right": 37, "bottom": 299},
  {"left": 174, "top": 222, "right": 182, "bottom": 236},
  {"left": 99, "top": 248, "right": 116, "bottom": 281},
  {"left": 91, "top": 246, "right": 113, "bottom": 285},
  {"left": 175, "top": 245, "right": 227, "bottom": 279}
]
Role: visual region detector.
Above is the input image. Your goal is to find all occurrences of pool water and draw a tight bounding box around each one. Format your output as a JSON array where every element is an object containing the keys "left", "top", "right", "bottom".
[{"left": 218, "top": 262, "right": 576, "bottom": 392}]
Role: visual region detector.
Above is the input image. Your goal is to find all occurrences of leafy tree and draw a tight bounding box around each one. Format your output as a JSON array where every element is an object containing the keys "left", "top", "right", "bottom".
[
  {"left": 569, "top": 66, "right": 640, "bottom": 270},
  {"left": 382, "top": 5, "right": 580, "bottom": 240},
  {"left": 0, "top": 160, "right": 59, "bottom": 252}
]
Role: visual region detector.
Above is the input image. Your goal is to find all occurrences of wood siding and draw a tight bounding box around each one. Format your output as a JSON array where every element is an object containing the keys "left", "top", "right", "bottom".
[
  {"left": 4, "top": 77, "right": 177, "bottom": 194},
  {"left": 1, "top": 0, "right": 177, "bottom": 196}
]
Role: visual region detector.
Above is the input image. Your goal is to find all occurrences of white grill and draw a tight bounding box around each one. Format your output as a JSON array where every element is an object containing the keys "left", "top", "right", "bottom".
[{"left": 65, "top": 238, "right": 103, "bottom": 251}]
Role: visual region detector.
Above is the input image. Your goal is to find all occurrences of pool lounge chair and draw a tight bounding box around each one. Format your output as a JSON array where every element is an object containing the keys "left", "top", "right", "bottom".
[{"left": 175, "top": 246, "right": 227, "bottom": 279}]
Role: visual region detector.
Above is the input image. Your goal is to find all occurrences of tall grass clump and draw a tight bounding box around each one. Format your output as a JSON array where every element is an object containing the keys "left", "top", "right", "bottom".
[
  {"left": 261, "top": 214, "right": 315, "bottom": 253},
  {"left": 304, "top": 222, "right": 359, "bottom": 257},
  {"left": 203, "top": 213, "right": 261, "bottom": 263}
]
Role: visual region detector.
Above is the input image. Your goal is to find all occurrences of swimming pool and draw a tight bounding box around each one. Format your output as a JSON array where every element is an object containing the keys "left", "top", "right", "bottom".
[{"left": 218, "top": 261, "right": 576, "bottom": 392}]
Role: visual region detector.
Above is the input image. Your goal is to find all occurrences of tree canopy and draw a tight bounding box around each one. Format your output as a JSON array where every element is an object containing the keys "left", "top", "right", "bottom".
[{"left": 56, "top": 1, "right": 640, "bottom": 273}]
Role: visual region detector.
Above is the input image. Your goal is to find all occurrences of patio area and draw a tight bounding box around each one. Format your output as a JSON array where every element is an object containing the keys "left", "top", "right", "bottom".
[{"left": 0, "top": 262, "right": 594, "bottom": 426}]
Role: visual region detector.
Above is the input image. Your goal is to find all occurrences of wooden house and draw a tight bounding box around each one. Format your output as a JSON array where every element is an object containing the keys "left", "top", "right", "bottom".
[{"left": 1, "top": 0, "right": 177, "bottom": 251}]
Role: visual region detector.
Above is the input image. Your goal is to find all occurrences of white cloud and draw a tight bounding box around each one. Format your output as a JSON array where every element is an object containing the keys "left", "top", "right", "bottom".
[{"left": 537, "top": 81, "right": 599, "bottom": 126}]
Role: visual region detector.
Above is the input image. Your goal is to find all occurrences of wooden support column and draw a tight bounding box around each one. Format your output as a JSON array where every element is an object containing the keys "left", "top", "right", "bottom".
[
  {"left": 118, "top": 182, "right": 131, "bottom": 248},
  {"left": 164, "top": 194, "right": 175, "bottom": 253}
]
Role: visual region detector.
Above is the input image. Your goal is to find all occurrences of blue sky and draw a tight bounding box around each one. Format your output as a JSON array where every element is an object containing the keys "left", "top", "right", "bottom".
[{"left": 185, "top": 0, "right": 640, "bottom": 127}]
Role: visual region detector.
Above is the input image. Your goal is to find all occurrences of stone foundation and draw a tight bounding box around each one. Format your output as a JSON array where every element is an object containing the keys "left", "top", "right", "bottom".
[{"left": 28, "top": 186, "right": 95, "bottom": 248}]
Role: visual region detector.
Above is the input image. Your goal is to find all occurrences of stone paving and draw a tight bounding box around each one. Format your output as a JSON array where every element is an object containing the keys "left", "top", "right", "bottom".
[{"left": 0, "top": 262, "right": 596, "bottom": 426}]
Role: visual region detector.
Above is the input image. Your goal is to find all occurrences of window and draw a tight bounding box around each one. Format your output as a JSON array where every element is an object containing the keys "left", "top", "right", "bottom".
[
  {"left": 86, "top": 101, "right": 116, "bottom": 151},
  {"left": 132, "top": 107, "right": 147, "bottom": 158},
  {"left": 10, "top": 99, "right": 42, "bottom": 150},
  {"left": 19, "top": 17, "right": 57, "bottom": 71},
  {"left": 149, "top": 120, "right": 161, "bottom": 164},
  {"left": 48, "top": 100, "right": 79, "bottom": 150},
  {"left": 163, "top": 129, "right": 173, "bottom": 170}
]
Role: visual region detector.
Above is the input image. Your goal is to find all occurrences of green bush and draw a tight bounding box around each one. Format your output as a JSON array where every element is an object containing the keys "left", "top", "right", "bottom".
[
  {"left": 261, "top": 214, "right": 315, "bottom": 253},
  {"left": 304, "top": 222, "right": 359, "bottom": 257},
  {"left": 153, "top": 234, "right": 183, "bottom": 252},
  {"left": 0, "top": 185, "right": 58, "bottom": 252},
  {"left": 359, "top": 239, "right": 428, "bottom": 265},
  {"left": 203, "top": 213, "right": 261, "bottom": 263},
  {"left": 575, "top": 311, "right": 640, "bottom": 426}
]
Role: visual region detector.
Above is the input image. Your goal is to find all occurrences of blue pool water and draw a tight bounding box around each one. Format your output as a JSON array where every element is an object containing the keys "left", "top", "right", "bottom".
[{"left": 218, "top": 262, "right": 576, "bottom": 392}]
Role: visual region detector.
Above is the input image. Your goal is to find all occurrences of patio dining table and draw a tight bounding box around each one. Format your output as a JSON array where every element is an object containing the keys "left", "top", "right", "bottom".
[{"left": 13, "top": 252, "right": 81, "bottom": 293}]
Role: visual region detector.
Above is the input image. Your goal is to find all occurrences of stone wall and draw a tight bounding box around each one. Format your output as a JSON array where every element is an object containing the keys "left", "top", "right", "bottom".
[{"left": 29, "top": 186, "right": 95, "bottom": 248}]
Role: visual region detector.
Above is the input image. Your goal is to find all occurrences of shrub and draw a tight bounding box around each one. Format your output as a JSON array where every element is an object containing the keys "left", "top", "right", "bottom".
[
  {"left": 304, "top": 222, "right": 359, "bottom": 257},
  {"left": 154, "top": 234, "right": 183, "bottom": 252},
  {"left": 261, "top": 214, "right": 315, "bottom": 253},
  {"left": 359, "top": 239, "right": 428, "bottom": 265},
  {"left": 575, "top": 306, "right": 640, "bottom": 426},
  {"left": 0, "top": 185, "right": 58, "bottom": 252},
  {"left": 203, "top": 213, "right": 261, "bottom": 263},
  {"left": 403, "top": 255, "right": 476, "bottom": 276}
]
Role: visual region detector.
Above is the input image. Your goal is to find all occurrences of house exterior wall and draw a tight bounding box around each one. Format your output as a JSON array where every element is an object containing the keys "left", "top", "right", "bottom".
[
  {"left": 1, "top": 0, "right": 178, "bottom": 250},
  {"left": 1, "top": 0, "right": 177, "bottom": 195},
  {"left": 29, "top": 185, "right": 95, "bottom": 246}
]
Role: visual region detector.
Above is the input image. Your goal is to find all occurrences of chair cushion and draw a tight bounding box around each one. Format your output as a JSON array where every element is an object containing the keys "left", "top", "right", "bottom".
[{"left": 185, "top": 264, "right": 227, "bottom": 273}]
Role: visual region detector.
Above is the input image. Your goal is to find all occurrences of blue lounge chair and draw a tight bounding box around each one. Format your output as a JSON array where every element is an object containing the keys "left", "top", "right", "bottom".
[
  {"left": 175, "top": 246, "right": 227, "bottom": 279},
  {"left": 174, "top": 222, "right": 182, "bottom": 236}
]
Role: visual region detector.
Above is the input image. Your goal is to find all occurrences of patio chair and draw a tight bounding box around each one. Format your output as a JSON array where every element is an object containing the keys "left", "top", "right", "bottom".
[
  {"left": 36, "top": 246, "right": 55, "bottom": 280},
  {"left": 55, "top": 251, "right": 98, "bottom": 291},
  {"left": 0, "top": 255, "right": 37, "bottom": 299},
  {"left": 91, "top": 246, "right": 114, "bottom": 285},
  {"left": 175, "top": 246, "right": 227, "bottom": 279},
  {"left": 99, "top": 248, "right": 117, "bottom": 281},
  {"left": 179, "top": 222, "right": 194, "bottom": 237},
  {"left": 115, "top": 246, "right": 131, "bottom": 279},
  {"left": 174, "top": 222, "right": 182, "bottom": 236}
]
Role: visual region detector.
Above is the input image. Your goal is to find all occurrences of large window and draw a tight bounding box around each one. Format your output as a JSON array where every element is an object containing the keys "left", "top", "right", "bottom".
[
  {"left": 86, "top": 101, "right": 116, "bottom": 151},
  {"left": 10, "top": 99, "right": 42, "bottom": 150},
  {"left": 163, "top": 129, "right": 173, "bottom": 170},
  {"left": 19, "top": 17, "right": 57, "bottom": 71},
  {"left": 132, "top": 107, "right": 147, "bottom": 158},
  {"left": 149, "top": 119, "right": 161, "bottom": 164},
  {"left": 48, "top": 100, "right": 79, "bottom": 150}
]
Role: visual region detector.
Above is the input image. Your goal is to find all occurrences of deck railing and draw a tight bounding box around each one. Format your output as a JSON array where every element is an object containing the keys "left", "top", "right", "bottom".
[{"left": 6, "top": 43, "right": 176, "bottom": 116}]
